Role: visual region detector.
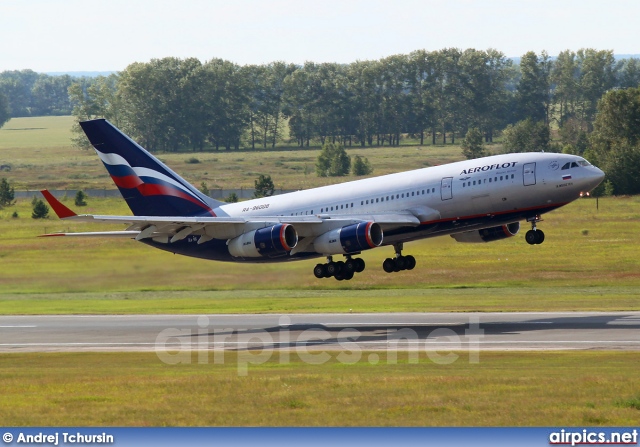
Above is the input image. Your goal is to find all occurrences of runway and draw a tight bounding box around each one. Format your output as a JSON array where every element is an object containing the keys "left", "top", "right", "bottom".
[{"left": 1, "top": 312, "right": 639, "bottom": 353}]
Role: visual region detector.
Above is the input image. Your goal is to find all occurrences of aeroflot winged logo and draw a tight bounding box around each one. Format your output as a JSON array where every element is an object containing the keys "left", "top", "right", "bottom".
[
  {"left": 96, "top": 149, "right": 214, "bottom": 215},
  {"left": 460, "top": 162, "right": 518, "bottom": 175}
]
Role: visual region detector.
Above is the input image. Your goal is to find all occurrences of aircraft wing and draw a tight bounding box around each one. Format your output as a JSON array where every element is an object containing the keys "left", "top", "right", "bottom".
[{"left": 40, "top": 190, "right": 428, "bottom": 243}]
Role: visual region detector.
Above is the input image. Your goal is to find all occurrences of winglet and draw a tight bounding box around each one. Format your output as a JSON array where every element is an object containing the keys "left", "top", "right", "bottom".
[{"left": 40, "top": 190, "right": 77, "bottom": 219}]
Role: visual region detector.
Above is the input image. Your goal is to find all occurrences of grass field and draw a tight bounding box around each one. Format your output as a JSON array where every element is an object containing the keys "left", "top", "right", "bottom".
[
  {"left": 1, "top": 116, "right": 638, "bottom": 428},
  {"left": 0, "top": 351, "right": 638, "bottom": 426},
  {"left": 0, "top": 116, "right": 475, "bottom": 191},
  {"left": 0, "top": 194, "right": 638, "bottom": 313}
]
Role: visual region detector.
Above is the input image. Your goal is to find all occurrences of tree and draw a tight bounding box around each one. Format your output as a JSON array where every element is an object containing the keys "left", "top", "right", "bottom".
[
  {"left": 502, "top": 119, "right": 550, "bottom": 153},
  {"left": 0, "top": 69, "right": 39, "bottom": 117},
  {"left": 0, "top": 91, "right": 9, "bottom": 129},
  {"left": 589, "top": 87, "right": 640, "bottom": 194},
  {"left": 74, "top": 190, "right": 87, "bottom": 206},
  {"left": 69, "top": 74, "right": 122, "bottom": 149},
  {"left": 515, "top": 51, "right": 553, "bottom": 124},
  {"left": 316, "top": 142, "right": 350, "bottom": 177},
  {"left": 352, "top": 155, "right": 373, "bottom": 176},
  {"left": 31, "top": 198, "right": 49, "bottom": 219},
  {"left": 254, "top": 174, "right": 275, "bottom": 198},
  {"left": 461, "top": 128, "right": 485, "bottom": 159},
  {"left": 0, "top": 178, "right": 15, "bottom": 208},
  {"left": 225, "top": 192, "right": 239, "bottom": 203}
]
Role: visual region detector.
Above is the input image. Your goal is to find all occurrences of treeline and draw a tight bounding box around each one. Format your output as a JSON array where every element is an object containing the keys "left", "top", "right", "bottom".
[
  {"left": 1, "top": 49, "right": 639, "bottom": 153},
  {"left": 0, "top": 70, "right": 74, "bottom": 117},
  {"left": 60, "top": 49, "right": 640, "bottom": 153}
]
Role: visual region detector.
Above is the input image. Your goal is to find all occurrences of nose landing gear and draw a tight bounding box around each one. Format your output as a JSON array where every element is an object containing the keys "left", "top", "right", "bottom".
[{"left": 525, "top": 216, "right": 545, "bottom": 245}]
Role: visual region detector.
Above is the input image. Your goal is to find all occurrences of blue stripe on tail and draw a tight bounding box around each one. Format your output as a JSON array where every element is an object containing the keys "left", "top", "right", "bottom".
[{"left": 80, "top": 119, "right": 222, "bottom": 217}]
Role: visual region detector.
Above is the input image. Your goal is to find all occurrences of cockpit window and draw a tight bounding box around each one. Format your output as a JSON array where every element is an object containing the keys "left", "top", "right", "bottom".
[
  {"left": 578, "top": 160, "right": 591, "bottom": 166},
  {"left": 571, "top": 162, "right": 579, "bottom": 168},
  {"left": 561, "top": 162, "right": 570, "bottom": 170}
]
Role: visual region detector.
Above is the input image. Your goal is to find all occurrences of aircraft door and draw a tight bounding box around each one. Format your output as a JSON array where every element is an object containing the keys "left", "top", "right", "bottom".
[
  {"left": 523, "top": 163, "right": 536, "bottom": 186},
  {"left": 441, "top": 177, "right": 453, "bottom": 200}
]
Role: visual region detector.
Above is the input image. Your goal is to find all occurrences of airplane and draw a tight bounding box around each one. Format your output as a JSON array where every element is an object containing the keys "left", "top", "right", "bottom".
[{"left": 40, "top": 119, "right": 605, "bottom": 281}]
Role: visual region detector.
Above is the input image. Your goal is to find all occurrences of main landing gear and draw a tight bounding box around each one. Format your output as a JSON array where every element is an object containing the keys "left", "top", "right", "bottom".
[
  {"left": 525, "top": 216, "right": 545, "bottom": 245},
  {"left": 313, "top": 255, "right": 366, "bottom": 281},
  {"left": 382, "top": 243, "right": 416, "bottom": 274}
]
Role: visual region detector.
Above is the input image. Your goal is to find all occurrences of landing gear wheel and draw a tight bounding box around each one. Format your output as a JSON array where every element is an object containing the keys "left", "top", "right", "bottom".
[
  {"left": 342, "top": 270, "right": 354, "bottom": 281},
  {"left": 354, "top": 258, "right": 365, "bottom": 273},
  {"left": 383, "top": 258, "right": 396, "bottom": 273},
  {"left": 313, "top": 263, "right": 327, "bottom": 278},
  {"left": 404, "top": 255, "right": 416, "bottom": 270},
  {"left": 525, "top": 229, "right": 545, "bottom": 245},
  {"left": 344, "top": 259, "right": 356, "bottom": 273},
  {"left": 525, "top": 230, "right": 537, "bottom": 245},
  {"left": 326, "top": 262, "right": 339, "bottom": 276}
]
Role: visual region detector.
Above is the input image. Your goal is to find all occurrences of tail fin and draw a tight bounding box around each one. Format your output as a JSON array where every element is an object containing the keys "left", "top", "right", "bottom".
[{"left": 80, "top": 119, "right": 223, "bottom": 217}]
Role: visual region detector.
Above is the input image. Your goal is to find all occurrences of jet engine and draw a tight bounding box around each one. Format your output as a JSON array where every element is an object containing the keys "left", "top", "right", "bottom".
[
  {"left": 314, "top": 222, "right": 383, "bottom": 255},
  {"left": 451, "top": 222, "right": 520, "bottom": 243},
  {"left": 228, "top": 224, "right": 298, "bottom": 257}
]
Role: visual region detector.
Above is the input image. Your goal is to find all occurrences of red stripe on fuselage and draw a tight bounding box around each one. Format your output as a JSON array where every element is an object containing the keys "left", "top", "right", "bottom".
[{"left": 419, "top": 202, "right": 569, "bottom": 226}]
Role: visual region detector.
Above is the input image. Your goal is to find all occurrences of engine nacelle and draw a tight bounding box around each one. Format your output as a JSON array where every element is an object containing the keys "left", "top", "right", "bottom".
[
  {"left": 314, "top": 222, "right": 383, "bottom": 255},
  {"left": 228, "top": 224, "right": 298, "bottom": 258},
  {"left": 451, "top": 222, "right": 520, "bottom": 243}
]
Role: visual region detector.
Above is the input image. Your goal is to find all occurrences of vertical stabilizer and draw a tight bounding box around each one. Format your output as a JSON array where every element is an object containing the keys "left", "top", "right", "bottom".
[{"left": 80, "top": 119, "right": 223, "bottom": 217}]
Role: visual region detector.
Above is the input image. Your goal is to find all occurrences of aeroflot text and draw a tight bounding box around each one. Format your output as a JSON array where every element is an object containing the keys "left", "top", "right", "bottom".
[
  {"left": 15, "top": 432, "right": 114, "bottom": 445},
  {"left": 460, "top": 162, "right": 518, "bottom": 175}
]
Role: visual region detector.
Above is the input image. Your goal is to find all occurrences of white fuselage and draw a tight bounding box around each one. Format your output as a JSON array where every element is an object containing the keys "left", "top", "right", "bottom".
[{"left": 214, "top": 152, "right": 604, "bottom": 246}]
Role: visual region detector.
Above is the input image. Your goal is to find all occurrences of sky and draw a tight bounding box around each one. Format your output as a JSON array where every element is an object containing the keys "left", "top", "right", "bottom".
[{"left": 1, "top": 0, "right": 639, "bottom": 73}]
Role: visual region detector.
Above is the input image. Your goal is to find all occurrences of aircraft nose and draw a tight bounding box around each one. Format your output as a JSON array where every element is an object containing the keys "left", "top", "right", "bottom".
[
  {"left": 594, "top": 167, "right": 605, "bottom": 183},
  {"left": 587, "top": 166, "right": 606, "bottom": 190}
]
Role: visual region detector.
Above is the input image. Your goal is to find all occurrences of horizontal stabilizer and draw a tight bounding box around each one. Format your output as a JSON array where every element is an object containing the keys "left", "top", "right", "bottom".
[
  {"left": 40, "top": 190, "right": 77, "bottom": 219},
  {"left": 39, "top": 231, "right": 140, "bottom": 238}
]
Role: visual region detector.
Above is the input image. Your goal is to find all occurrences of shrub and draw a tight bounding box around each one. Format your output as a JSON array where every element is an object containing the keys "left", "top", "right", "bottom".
[
  {"left": 352, "top": 155, "right": 373, "bottom": 176},
  {"left": 316, "top": 142, "right": 350, "bottom": 177},
  {"left": 254, "top": 174, "right": 275, "bottom": 198},
  {"left": 31, "top": 199, "right": 49, "bottom": 219},
  {"left": 0, "top": 178, "right": 15, "bottom": 208},
  {"left": 74, "top": 190, "right": 87, "bottom": 206}
]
